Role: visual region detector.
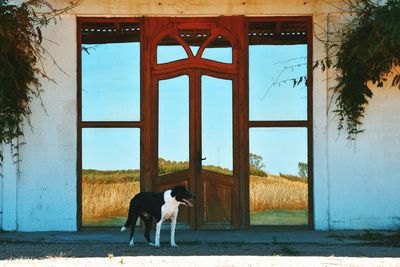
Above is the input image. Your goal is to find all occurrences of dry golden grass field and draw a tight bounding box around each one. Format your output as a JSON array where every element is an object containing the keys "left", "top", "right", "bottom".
[
  {"left": 82, "top": 170, "right": 307, "bottom": 225},
  {"left": 82, "top": 180, "right": 140, "bottom": 225},
  {"left": 250, "top": 174, "right": 308, "bottom": 212}
]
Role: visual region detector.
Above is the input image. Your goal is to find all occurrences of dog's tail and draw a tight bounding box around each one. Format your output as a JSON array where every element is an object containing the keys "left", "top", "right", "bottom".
[
  {"left": 121, "top": 199, "right": 134, "bottom": 232},
  {"left": 120, "top": 215, "right": 131, "bottom": 232}
]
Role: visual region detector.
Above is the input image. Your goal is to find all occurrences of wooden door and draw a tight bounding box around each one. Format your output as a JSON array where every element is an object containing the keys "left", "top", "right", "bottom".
[
  {"left": 143, "top": 17, "right": 244, "bottom": 229},
  {"left": 195, "top": 70, "right": 238, "bottom": 229}
]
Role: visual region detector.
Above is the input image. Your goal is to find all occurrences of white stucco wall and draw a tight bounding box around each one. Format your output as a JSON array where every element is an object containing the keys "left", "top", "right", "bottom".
[
  {"left": 0, "top": 151, "right": 2, "bottom": 230},
  {"left": 326, "top": 77, "right": 400, "bottom": 229},
  {"left": 1, "top": 143, "right": 19, "bottom": 231},
  {"left": 313, "top": 12, "right": 400, "bottom": 230},
  {"left": 1, "top": 0, "right": 399, "bottom": 231},
  {"left": 16, "top": 15, "right": 77, "bottom": 231},
  {"left": 0, "top": 145, "right": 2, "bottom": 229},
  {"left": 1, "top": 15, "right": 77, "bottom": 231}
]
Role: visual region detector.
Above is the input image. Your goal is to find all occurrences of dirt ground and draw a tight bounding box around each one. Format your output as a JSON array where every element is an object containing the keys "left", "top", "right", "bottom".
[{"left": 0, "top": 242, "right": 399, "bottom": 266}]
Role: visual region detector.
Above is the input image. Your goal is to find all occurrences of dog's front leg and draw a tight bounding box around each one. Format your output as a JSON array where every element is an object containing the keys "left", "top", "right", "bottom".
[
  {"left": 154, "top": 218, "right": 164, "bottom": 247},
  {"left": 170, "top": 212, "right": 178, "bottom": 247}
]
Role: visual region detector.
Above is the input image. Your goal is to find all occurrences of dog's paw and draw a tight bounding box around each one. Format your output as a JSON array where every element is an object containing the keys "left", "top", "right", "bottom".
[
  {"left": 171, "top": 243, "right": 178, "bottom": 247},
  {"left": 148, "top": 242, "right": 155, "bottom": 246},
  {"left": 129, "top": 240, "right": 134, "bottom": 247},
  {"left": 120, "top": 226, "right": 128, "bottom": 232},
  {"left": 154, "top": 243, "right": 160, "bottom": 248}
]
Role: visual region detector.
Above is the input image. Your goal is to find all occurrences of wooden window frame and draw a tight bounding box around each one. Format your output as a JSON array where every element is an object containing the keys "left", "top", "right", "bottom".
[
  {"left": 76, "top": 16, "right": 313, "bottom": 230},
  {"left": 76, "top": 17, "right": 143, "bottom": 230},
  {"left": 244, "top": 16, "right": 314, "bottom": 229}
]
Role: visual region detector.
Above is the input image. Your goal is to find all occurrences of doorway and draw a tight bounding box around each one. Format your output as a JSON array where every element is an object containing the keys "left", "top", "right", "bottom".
[{"left": 146, "top": 18, "right": 243, "bottom": 229}]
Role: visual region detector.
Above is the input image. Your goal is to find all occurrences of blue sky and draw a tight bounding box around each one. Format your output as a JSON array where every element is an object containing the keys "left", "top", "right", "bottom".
[
  {"left": 82, "top": 42, "right": 307, "bottom": 175},
  {"left": 82, "top": 43, "right": 140, "bottom": 121},
  {"left": 158, "top": 75, "right": 189, "bottom": 165}
]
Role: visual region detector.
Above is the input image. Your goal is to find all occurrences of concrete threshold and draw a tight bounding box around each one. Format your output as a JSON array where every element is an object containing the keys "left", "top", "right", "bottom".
[{"left": 0, "top": 230, "right": 388, "bottom": 245}]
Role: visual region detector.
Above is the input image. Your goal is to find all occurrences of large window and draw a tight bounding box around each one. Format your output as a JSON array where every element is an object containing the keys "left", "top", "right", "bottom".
[
  {"left": 79, "top": 19, "right": 141, "bottom": 227},
  {"left": 77, "top": 17, "right": 312, "bottom": 229},
  {"left": 248, "top": 20, "right": 312, "bottom": 226}
]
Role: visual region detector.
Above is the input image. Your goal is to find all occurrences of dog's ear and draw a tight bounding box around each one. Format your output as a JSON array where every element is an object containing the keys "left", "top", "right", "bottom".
[{"left": 171, "top": 187, "right": 177, "bottom": 197}]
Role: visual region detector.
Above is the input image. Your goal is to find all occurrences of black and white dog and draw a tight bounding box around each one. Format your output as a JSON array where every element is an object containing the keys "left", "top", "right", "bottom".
[{"left": 121, "top": 185, "right": 195, "bottom": 247}]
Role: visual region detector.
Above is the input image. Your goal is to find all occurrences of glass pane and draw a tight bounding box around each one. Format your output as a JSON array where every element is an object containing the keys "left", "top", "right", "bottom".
[
  {"left": 202, "top": 35, "right": 232, "bottom": 64},
  {"left": 202, "top": 76, "right": 233, "bottom": 175},
  {"left": 249, "top": 44, "right": 307, "bottom": 120},
  {"left": 249, "top": 128, "right": 308, "bottom": 225},
  {"left": 82, "top": 42, "right": 140, "bottom": 121},
  {"left": 158, "top": 76, "right": 189, "bottom": 175},
  {"left": 157, "top": 36, "right": 188, "bottom": 64},
  {"left": 82, "top": 128, "right": 140, "bottom": 227}
]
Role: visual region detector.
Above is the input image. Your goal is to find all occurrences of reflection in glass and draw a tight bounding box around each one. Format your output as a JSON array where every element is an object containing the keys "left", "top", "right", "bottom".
[
  {"left": 82, "top": 128, "right": 140, "bottom": 226},
  {"left": 157, "top": 36, "right": 188, "bottom": 64},
  {"left": 249, "top": 45, "right": 307, "bottom": 120},
  {"left": 82, "top": 42, "right": 140, "bottom": 121},
  {"left": 158, "top": 76, "right": 189, "bottom": 175},
  {"left": 201, "top": 76, "right": 233, "bottom": 175},
  {"left": 202, "top": 35, "right": 232, "bottom": 64},
  {"left": 249, "top": 128, "right": 308, "bottom": 225}
]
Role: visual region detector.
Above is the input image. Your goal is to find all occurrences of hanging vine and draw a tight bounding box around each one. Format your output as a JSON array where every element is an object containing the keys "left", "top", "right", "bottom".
[
  {"left": 0, "top": 0, "right": 80, "bottom": 168},
  {"left": 317, "top": 0, "right": 400, "bottom": 140}
]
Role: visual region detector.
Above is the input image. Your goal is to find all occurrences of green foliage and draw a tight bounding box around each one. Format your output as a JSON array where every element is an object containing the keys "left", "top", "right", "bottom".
[
  {"left": 279, "top": 173, "right": 307, "bottom": 183},
  {"left": 1, "top": 0, "right": 45, "bottom": 166},
  {"left": 82, "top": 169, "right": 140, "bottom": 184},
  {"left": 203, "top": 165, "right": 233, "bottom": 175},
  {"left": 0, "top": 0, "right": 80, "bottom": 168},
  {"left": 249, "top": 153, "right": 268, "bottom": 177},
  {"left": 249, "top": 166, "right": 268, "bottom": 177},
  {"left": 319, "top": 0, "right": 400, "bottom": 139},
  {"left": 158, "top": 158, "right": 189, "bottom": 175},
  {"left": 85, "top": 155, "right": 269, "bottom": 182},
  {"left": 298, "top": 162, "right": 308, "bottom": 178},
  {"left": 158, "top": 158, "right": 235, "bottom": 176},
  {"left": 249, "top": 153, "right": 265, "bottom": 170}
]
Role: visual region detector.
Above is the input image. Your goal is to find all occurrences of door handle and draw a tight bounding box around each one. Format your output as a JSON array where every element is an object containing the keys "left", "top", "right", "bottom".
[{"left": 196, "top": 154, "right": 206, "bottom": 174}]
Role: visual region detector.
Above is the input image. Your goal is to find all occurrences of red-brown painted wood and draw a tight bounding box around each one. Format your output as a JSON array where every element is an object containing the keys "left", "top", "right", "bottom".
[{"left": 77, "top": 16, "right": 314, "bottom": 230}]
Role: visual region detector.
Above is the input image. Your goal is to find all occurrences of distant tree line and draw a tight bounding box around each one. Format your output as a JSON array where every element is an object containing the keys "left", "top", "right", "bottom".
[
  {"left": 158, "top": 158, "right": 189, "bottom": 175},
  {"left": 83, "top": 155, "right": 308, "bottom": 183},
  {"left": 82, "top": 169, "right": 140, "bottom": 183}
]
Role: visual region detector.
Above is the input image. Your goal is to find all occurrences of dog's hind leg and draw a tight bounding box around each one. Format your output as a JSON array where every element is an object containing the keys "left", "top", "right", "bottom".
[
  {"left": 143, "top": 216, "right": 154, "bottom": 246},
  {"left": 128, "top": 212, "right": 139, "bottom": 247}
]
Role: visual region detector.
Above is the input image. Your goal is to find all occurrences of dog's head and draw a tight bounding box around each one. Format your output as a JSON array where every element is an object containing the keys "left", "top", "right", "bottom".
[{"left": 171, "top": 185, "right": 195, "bottom": 207}]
